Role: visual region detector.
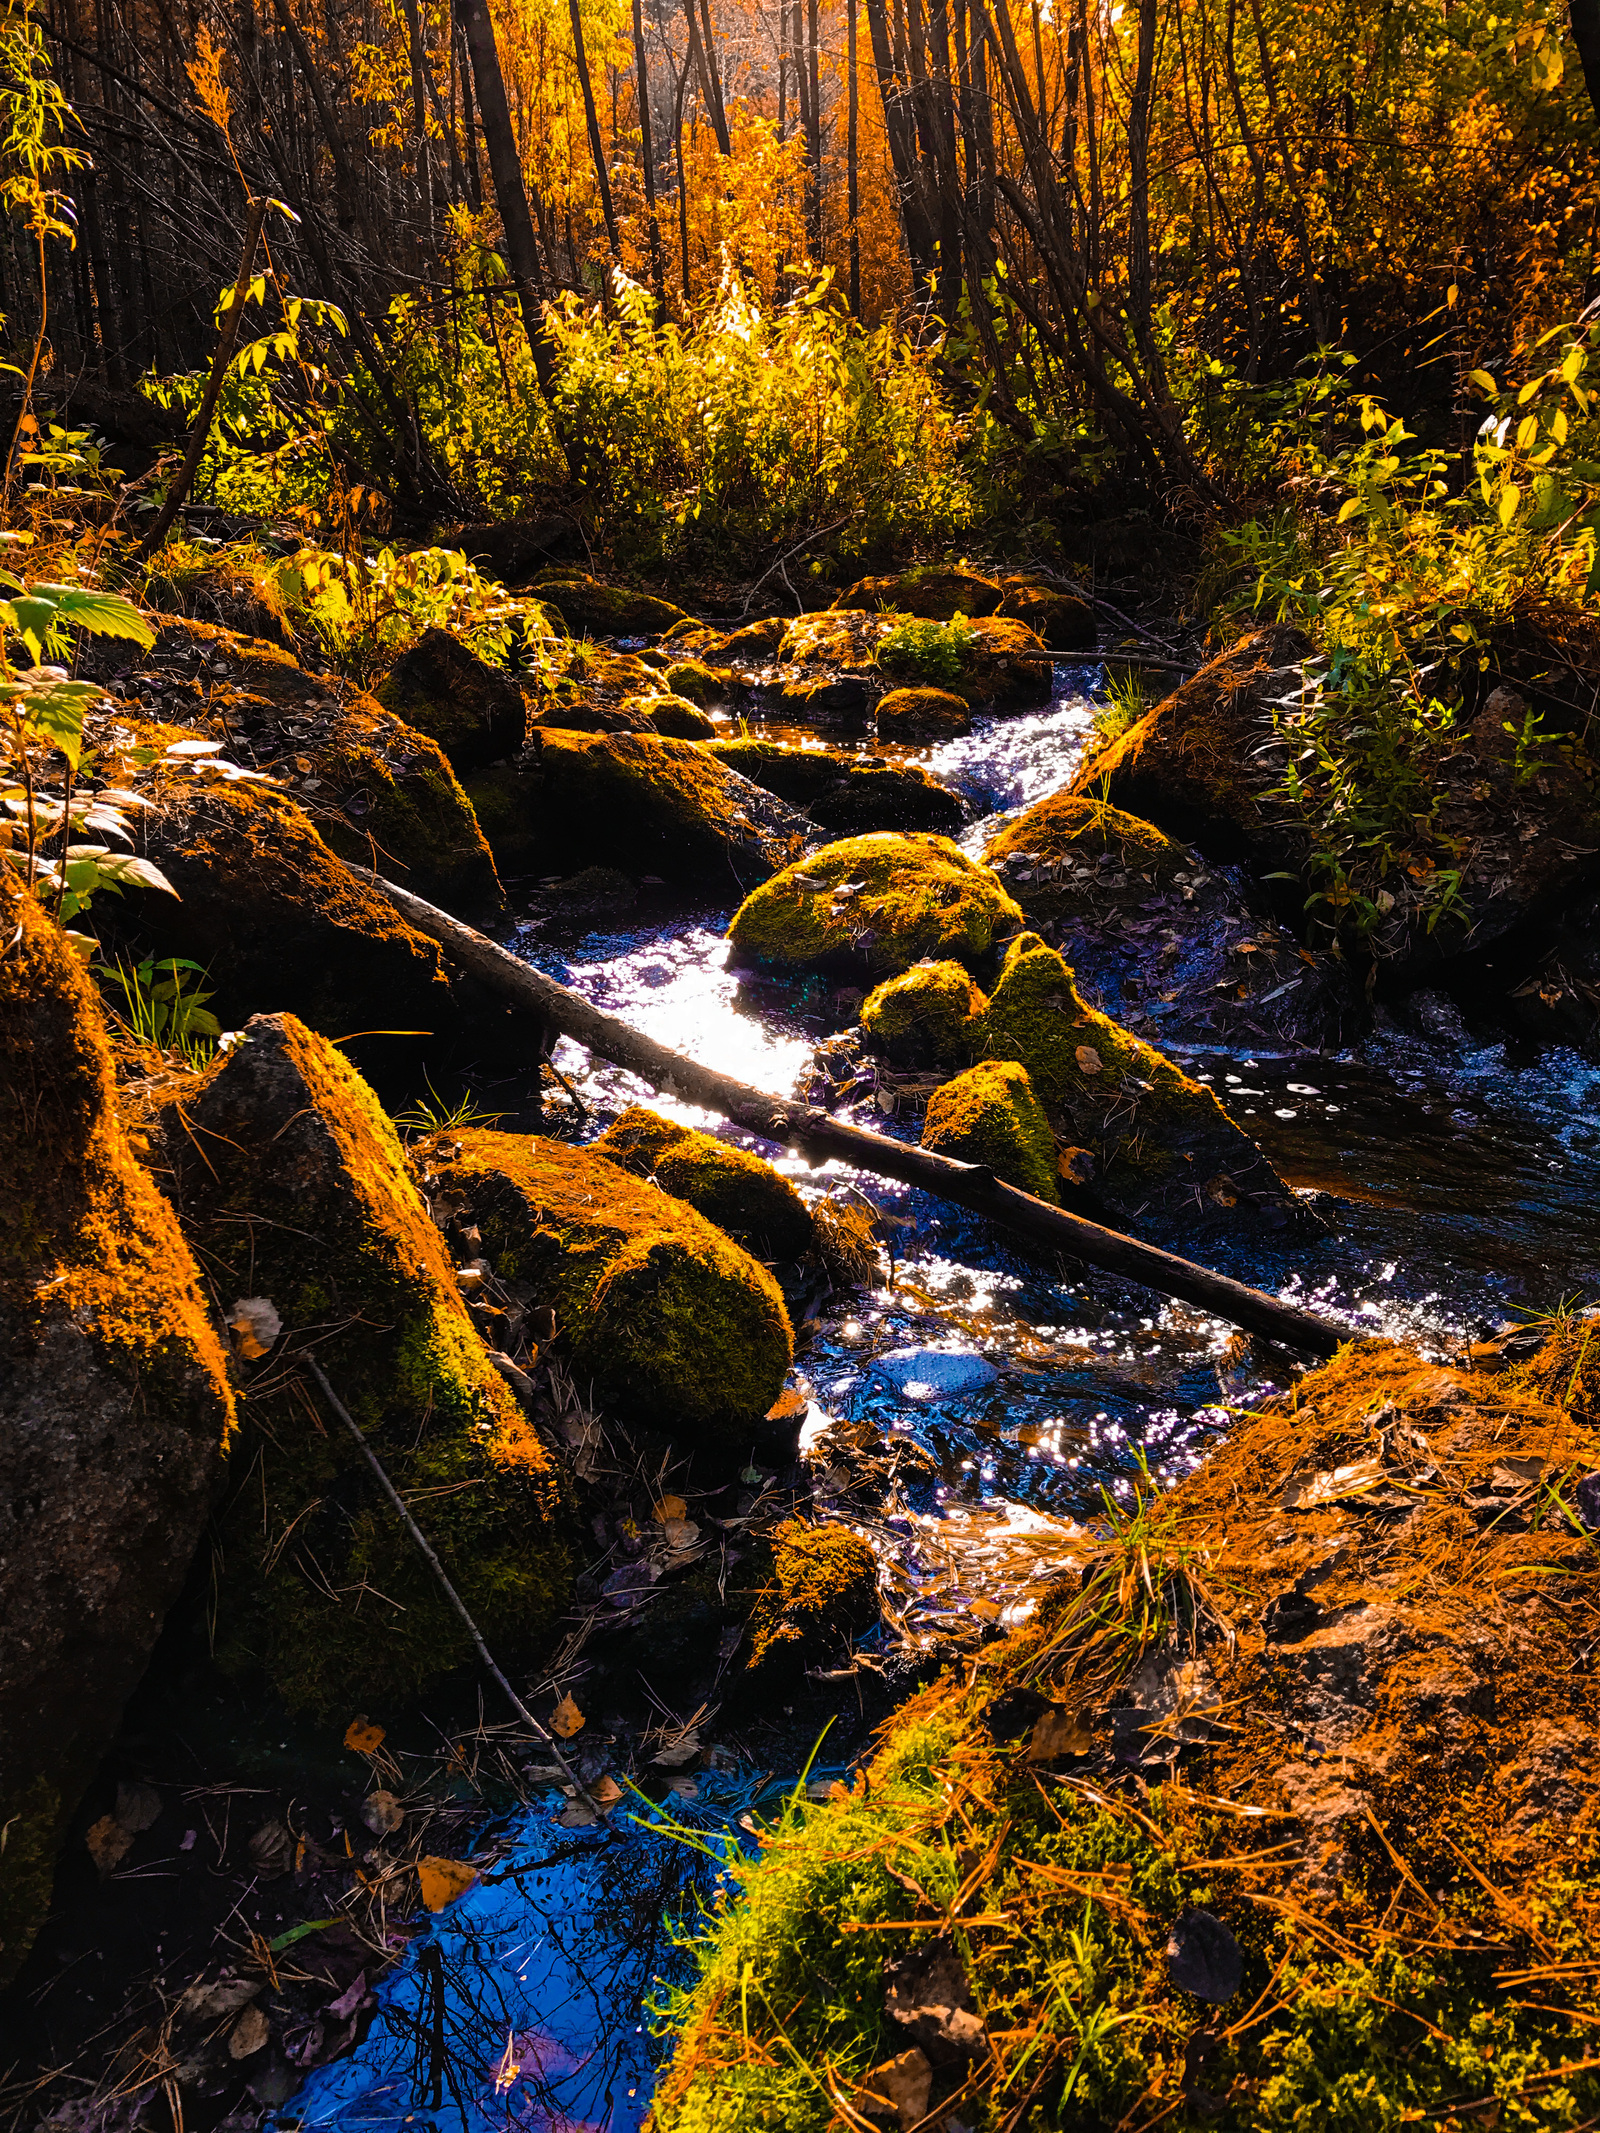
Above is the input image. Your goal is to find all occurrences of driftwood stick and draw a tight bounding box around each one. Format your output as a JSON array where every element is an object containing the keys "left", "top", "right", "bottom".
[{"left": 354, "top": 868, "right": 1345, "bottom": 1361}]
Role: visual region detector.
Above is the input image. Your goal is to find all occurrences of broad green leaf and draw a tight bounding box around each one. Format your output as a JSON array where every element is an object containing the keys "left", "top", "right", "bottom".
[{"left": 36, "top": 585, "right": 154, "bottom": 647}]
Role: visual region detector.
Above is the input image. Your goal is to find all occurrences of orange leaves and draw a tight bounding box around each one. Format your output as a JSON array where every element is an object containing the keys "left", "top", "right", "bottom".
[{"left": 418, "top": 1856, "right": 479, "bottom": 1910}]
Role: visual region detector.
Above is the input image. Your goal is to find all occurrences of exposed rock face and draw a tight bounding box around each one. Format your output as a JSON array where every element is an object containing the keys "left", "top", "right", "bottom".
[
  {"left": 374, "top": 625, "right": 529, "bottom": 772},
  {"left": 111, "top": 773, "right": 516, "bottom": 1076},
  {"left": 424, "top": 1130, "right": 793, "bottom": 1449},
  {"left": 708, "top": 739, "right": 964, "bottom": 836},
  {"left": 996, "top": 576, "right": 1097, "bottom": 651},
  {"left": 512, "top": 728, "right": 810, "bottom": 886},
  {"left": 728, "top": 832, "right": 1025, "bottom": 979},
  {"left": 86, "top": 615, "right": 505, "bottom": 919},
  {"left": 0, "top": 884, "right": 235, "bottom": 1986},
  {"left": 921, "top": 1059, "right": 1061, "bottom": 1203},
  {"left": 531, "top": 571, "right": 690, "bottom": 636},
  {"left": 593, "top": 1107, "right": 814, "bottom": 1261},
  {"left": 984, "top": 789, "right": 1357, "bottom": 1050},
  {"left": 140, "top": 1015, "right": 570, "bottom": 1715}
]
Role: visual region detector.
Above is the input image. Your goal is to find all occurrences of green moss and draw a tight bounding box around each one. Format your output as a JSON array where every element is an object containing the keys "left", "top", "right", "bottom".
[
  {"left": 728, "top": 833, "right": 1024, "bottom": 978},
  {"left": 745, "top": 1519, "right": 879, "bottom": 1673},
  {"left": 519, "top": 727, "right": 808, "bottom": 884},
  {"left": 875, "top": 686, "right": 971, "bottom": 740},
  {"left": 860, "top": 959, "right": 988, "bottom": 1068},
  {"left": 921, "top": 1059, "right": 1060, "bottom": 1202},
  {"left": 148, "top": 1015, "right": 569, "bottom": 1714},
  {"left": 983, "top": 791, "right": 1187, "bottom": 921},
  {"left": 432, "top": 1129, "right": 793, "bottom": 1448},
  {"left": 663, "top": 658, "right": 727, "bottom": 704},
  {"left": 876, "top": 613, "right": 979, "bottom": 688},
  {"left": 837, "top": 565, "right": 1004, "bottom": 619},
  {"left": 532, "top": 572, "right": 689, "bottom": 636},
  {"left": 0, "top": 1774, "right": 61, "bottom": 1991},
  {"left": 595, "top": 1106, "right": 813, "bottom": 1260},
  {"left": 460, "top": 762, "right": 543, "bottom": 880},
  {"left": 777, "top": 610, "right": 900, "bottom": 670},
  {"left": 373, "top": 625, "right": 529, "bottom": 772},
  {"left": 638, "top": 695, "right": 718, "bottom": 739}
]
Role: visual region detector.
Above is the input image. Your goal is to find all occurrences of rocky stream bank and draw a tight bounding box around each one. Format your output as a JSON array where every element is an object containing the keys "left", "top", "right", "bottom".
[{"left": 5, "top": 559, "right": 1600, "bottom": 2133}]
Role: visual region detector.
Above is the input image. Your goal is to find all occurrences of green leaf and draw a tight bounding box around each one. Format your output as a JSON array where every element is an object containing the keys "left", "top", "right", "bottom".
[
  {"left": 34, "top": 584, "right": 154, "bottom": 647},
  {"left": 266, "top": 1917, "right": 343, "bottom": 1953}
]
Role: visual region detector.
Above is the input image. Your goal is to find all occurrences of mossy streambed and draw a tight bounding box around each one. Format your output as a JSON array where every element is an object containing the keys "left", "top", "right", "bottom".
[{"left": 263, "top": 666, "right": 1600, "bottom": 2133}]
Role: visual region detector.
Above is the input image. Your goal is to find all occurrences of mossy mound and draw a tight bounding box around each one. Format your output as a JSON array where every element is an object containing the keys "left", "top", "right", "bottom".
[
  {"left": 594, "top": 1107, "right": 813, "bottom": 1261},
  {"left": 921, "top": 1059, "right": 1061, "bottom": 1202},
  {"left": 427, "top": 1130, "right": 793, "bottom": 1448},
  {"left": 745, "top": 1519, "right": 880, "bottom": 1674},
  {"left": 777, "top": 609, "right": 901, "bottom": 671},
  {"left": 1510, "top": 1312, "right": 1600, "bottom": 1417},
  {"left": 662, "top": 658, "right": 727, "bottom": 704},
  {"left": 0, "top": 883, "right": 234, "bottom": 1987},
  {"left": 98, "top": 615, "right": 505, "bottom": 919},
  {"left": 653, "top": 1341, "right": 1600, "bottom": 2132},
  {"left": 516, "top": 727, "right": 810, "bottom": 886},
  {"left": 530, "top": 697, "right": 654, "bottom": 734},
  {"left": 860, "top": 958, "right": 988, "bottom": 1068},
  {"left": 980, "top": 932, "right": 1294, "bottom": 1222},
  {"left": 708, "top": 739, "right": 963, "bottom": 835},
  {"left": 141, "top": 1014, "right": 568, "bottom": 1716},
  {"left": 373, "top": 625, "right": 528, "bottom": 773},
  {"left": 718, "top": 615, "right": 788, "bottom": 663},
  {"left": 835, "top": 566, "right": 1003, "bottom": 619},
  {"left": 642, "top": 695, "right": 718, "bottom": 740},
  {"left": 875, "top": 685, "right": 972, "bottom": 740},
  {"left": 997, "top": 574, "right": 1097, "bottom": 650},
  {"left": 984, "top": 791, "right": 1189, "bottom": 924},
  {"left": 531, "top": 571, "right": 689, "bottom": 636},
  {"left": 103, "top": 770, "right": 506, "bottom": 1074},
  {"left": 728, "top": 833, "right": 1024, "bottom": 979}
]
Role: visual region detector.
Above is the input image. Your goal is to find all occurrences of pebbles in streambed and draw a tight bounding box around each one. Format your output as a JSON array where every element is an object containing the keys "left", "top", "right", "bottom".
[{"left": 871, "top": 1347, "right": 998, "bottom": 1401}]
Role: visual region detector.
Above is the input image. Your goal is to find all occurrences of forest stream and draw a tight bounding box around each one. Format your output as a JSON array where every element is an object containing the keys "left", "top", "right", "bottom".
[{"left": 266, "top": 659, "right": 1600, "bottom": 2133}]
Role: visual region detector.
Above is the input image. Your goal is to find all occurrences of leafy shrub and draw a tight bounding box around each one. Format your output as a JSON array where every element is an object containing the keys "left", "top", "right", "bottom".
[{"left": 875, "top": 612, "right": 977, "bottom": 687}]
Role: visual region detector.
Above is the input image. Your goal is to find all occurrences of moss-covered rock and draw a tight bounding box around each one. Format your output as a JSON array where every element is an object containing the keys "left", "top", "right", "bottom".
[
  {"left": 643, "top": 695, "right": 719, "bottom": 739},
  {"left": 872, "top": 613, "right": 1052, "bottom": 709},
  {"left": 653, "top": 1343, "right": 1600, "bottom": 2132},
  {"left": 777, "top": 609, "right": 900, "bottom": 671},
  {"left": 708, "top": 739, "right": 964, "bottom": 835},
  {"left": 531, "top": 571, "right": 690, "bottom": 636},
  {"left": 728, "top": 833, "right": 1024, "bottom": 979},
  {"left": 460, "top": 761, "right": 543, "bottom": 883},
  {"left": 594, "top": 1107, "right": 814, "bottom": 1260},
  {"left": 718, "top": 615, "right": 789, "bottom": 663},
  {"left": 531, "top": 697, "right": 655, "bottom": 733},
  {"left": 921, "top": 1059, "right": 1061, "bottom": 1202},
  {"left": 836, "top": 567, "right": 1003, "bottom": 619},
  {"left": 984, "top": 790, "right": 1358, "bottom": 1050},
  {"left": 875, "top": 686, "right": 972, "bottom": 740},
  {"left": 426, "top": 1130, "right": 793, "bottom": 1449},
  {"left": 90, "top": 615, "right": 506, "bottom": 920},
  {"left": 997, "top": 575, "right": 1097, "bottom": 650},
  {"left": 745, "top": 1520, "right": 880, "bottom": 1673},
  {"left": 772, "top": 672, "right": 876, "bottom": 722},
  {"left": 0, "top": 883, "right": 235, "bottom": 1987},
  {"left": 860, "top": 958, "right": 988, "bottom": 1068},
  {"left": 137, "top": 1015, "right": 568, "bottom": 1715},
  {"left": 104, "top": 770, "right": 512, "bottom": 1076},
  {"left": 979, "top": 932, "right": 1294, "bottom": 1223},
  {"left": 515, "top": 728, "right": 811, "bottom": 886},
  {"left": 663, "top": 658, "right": 727, "bottom": 704},
  {"left": 373, "top": 625, "right": 528, "bottom": 773}
]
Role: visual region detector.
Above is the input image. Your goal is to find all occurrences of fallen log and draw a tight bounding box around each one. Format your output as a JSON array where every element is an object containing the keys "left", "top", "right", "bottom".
[{"left": 355, "top": 867, "right": 1346, "bottom": 1360}]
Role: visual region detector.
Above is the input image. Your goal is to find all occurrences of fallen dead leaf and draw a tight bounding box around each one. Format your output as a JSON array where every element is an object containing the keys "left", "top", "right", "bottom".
[
  {"left": 343, "top": 1716, "right": 386, "bottom": 1755},
  {"left": 590, "top": 1775, "right": 624, "bottom": 1809},
  {"left": 662, "top": 1518, "right": 700, "bottom": 1550},
  {"left": 764, "top": 1389, "right": 808, "bottom": 1426},
  {"left": 114, "top": 1780, "right": 162, "bottom": 1833},
  {"left": 227, "top": 1295, "right": 282, "bottom": 1361},
  {"left": 228, "top": 2005, "right": 271, "bottom": 2059},
  {"left": 653, "top": 1493, "right": 688, "bottom": 1521},
  {"left": 551, "top": 1692, "right": 585, "bottom": 1740},
  {"left": 417, "top": 1856, "right": 479, "bottom": 1911},
  {"left": 1074, "top": 1045, "right": 1104, "bottom": 1076},
  {"left": 651, "top": 1735, "right": 700, "bottom": 1768},
  {"left": 360, "top": 1790, "right": 403, "bottom": 1835},
  {"left": 852, "top": 2047, "right": 932, "bottom": 2126},
  {"left": 178, "top": 1975, "right": 262, "bottom": 2024},
  {"left": 85, "top": 1815, "right": 133, "bottom": 1875},
  {"left": 248, "top": 1820, "right": 294, "bottom": 1876},
  {"left": 1026, "top": 1704, "right": 1096, "bottom": 1763}
]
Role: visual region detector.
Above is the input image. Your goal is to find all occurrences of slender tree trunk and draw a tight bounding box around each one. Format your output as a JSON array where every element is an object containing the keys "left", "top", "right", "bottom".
[
  {"left": 569, "top": 0, "right": 620, "bottom": 257},
  {"left": 778, "top": 0, "right": 787, "bottom": 136},
  {"left": 847, "top": 0, "right": 860, "bottom": 312},
  {"left": 682, "top": 0, "right": 731, "bottom": 152},
  {"left": 698, "top": 0, "right": 732, "bottom": 149},
  {"left": 455, "top": 0, "right": 560, "bottom": 400},
  {"left": 633, "top": 0, "right": 664, "bottom": 299},
  {"left": 1574, "top": 0, "right": 1600, "bottom": 124},
  {"left": 674, "top": 57, "right": 692, "bottom": 301}
]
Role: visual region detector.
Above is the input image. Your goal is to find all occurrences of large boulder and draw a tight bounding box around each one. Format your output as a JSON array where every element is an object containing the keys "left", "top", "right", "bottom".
[
  {"left": 1, "top": 884, "right": 235, "bottom": 1985},
  {"left": 423, "top": 1131, "right": 793, "bottom": 1450},
  {"left": 89, "top": 616, "right": 505, "bottom": 919},
  {"left": 140, "top": 1015, "right": 570, "bottom": 1713},
  {"left": 875, "top": 687, "right": 972, "bottom": 741},
  {"left": 834, "top": 567, "right": 1004, "bottom": 619},
  {"left": 709, "top": 739, "right": 964, "bottom": 835},
  {"left": 860, "top": 959, "right": 988, "bottom": 1069},
  {"left": 531, "top": 571, "right": 690, "bottom": 636},
  {"left": 728, "top": 833, "right": 1024, "bottom": 979},
  {"left": 593, "top": 1107, "right": 814, "bottom": 1261},
  {"left": 984, "top": 789, "right": 1357, "bottom": 1050},
  {"left": 979, "top": 932, "right": 1297, "bottom": 1225},
  {"left": 876, "top": 614, "right": 1052, "bottom": 709},
  {"left": 921, "top": 1059, "right": 1061, "bottom": 1203},
  {"left": 103, "top": 768, "right": 516, "bottom": 1077},
  {"left": 500, "top": 728, "right": 811, "bottom": 887},
  {"left": 996, "top": 574, "right": 1097, "bottom": 651},
  {"left": 373, "top": 625, "right": 529, "bottom": 773}
]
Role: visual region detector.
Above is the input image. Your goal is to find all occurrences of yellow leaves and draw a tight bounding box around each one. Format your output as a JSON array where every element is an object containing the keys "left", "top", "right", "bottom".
[
  {"left": 418, "top": 1856, "right": 479, "bottom": 1911},
  {"left": 1517, "top": 414, "right": 1540, "bottom": 450},
  {"left": 1531, "top": 32, "right": 1564, "bottom": 90},
  {"left": 1499, "top": 481, "right": 1522, "bottom": 527},
  {"left": 1447, "top": 283, "right": 1459, "bottom": 309},
  {"left": 551, "top": 1692, "right": 585, "bottom": 1740},
  {"left": 1469, "top": 368, "right": 1498, "bottom": 396},
  {"left": 344, "top": 1715, "right": 386, "bottom": 1755}
]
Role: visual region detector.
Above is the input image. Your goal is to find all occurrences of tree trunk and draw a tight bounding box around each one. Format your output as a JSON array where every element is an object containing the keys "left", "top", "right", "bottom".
[
  {"left": 847, "top": 0, "right": 860, "bottom": 311},
  {"left": 569, "top": 0, "right": 620, "bottom": 257},
  {"left": 633, "top": 0, "right": 664, "bottom": 298},
  {"left": 1575, "top": 0, "right": 1600, "bottom": 124}
]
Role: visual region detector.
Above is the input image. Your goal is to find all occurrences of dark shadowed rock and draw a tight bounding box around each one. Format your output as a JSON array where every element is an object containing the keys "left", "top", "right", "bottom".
[
  {"left": 374, "top": 626, "right": 529, "bottom": 773},
  {"left": 1166, "top": 1909, "right": 1243, "bottom": 2003}
]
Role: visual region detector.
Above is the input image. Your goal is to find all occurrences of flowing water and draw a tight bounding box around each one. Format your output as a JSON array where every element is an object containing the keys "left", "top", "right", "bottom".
[{"left": 278, "top": 667, "right": 1600, "bottom": 2133}]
